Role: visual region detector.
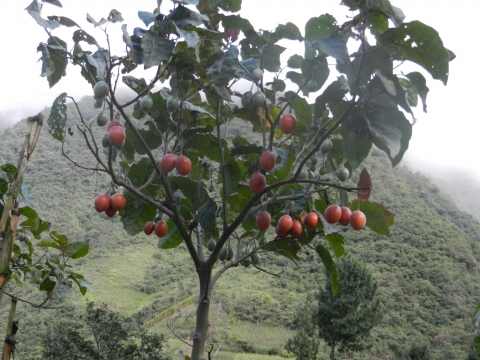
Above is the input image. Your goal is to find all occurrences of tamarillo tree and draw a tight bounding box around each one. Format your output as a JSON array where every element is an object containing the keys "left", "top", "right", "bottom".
[{"left": 27, "top": 0, "right": 453, "bottom": 358}]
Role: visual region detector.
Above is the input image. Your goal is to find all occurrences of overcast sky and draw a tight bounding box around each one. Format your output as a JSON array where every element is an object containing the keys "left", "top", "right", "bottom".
[{"left": 1, "top": 0, "right": 479, "bottom": 178}]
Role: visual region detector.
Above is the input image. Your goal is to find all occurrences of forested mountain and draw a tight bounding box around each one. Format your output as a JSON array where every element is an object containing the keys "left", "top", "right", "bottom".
[{"left": 0, "top": 97, "right": 479, "bottom": 359}]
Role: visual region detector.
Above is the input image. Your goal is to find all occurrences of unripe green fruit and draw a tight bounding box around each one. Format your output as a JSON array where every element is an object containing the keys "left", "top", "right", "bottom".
[
  {"left": 251, "top": 253, "right": 260, "bottom": 265},
  {"left": 101, "top": 134, "right": 110, "bottom": 148},
  {"left": 94, "top": 98, "right": 104, "bottom": 109},
  {"left": 167, "top": 96, "right": 180, "bottom": 112},
  {"left": 336, "top": 166, "right": 349, "bottom": 181},
  {"left": 226, "top": 247, "right": 234, "bottom": 261},
  {"left": 219, "top": 247, "right": 229, "bottom": 261},
  {"left": 140, "top": 95, "right": 153, "bottom": 111},
  {"left": 241, "top": 91, "right": 253, "bottom": 108},
  {"left": 241, "top": 260, "right": 251, "bottom": 267},
  {"left": 319, "top": 165, "right": 327, "bottom": 175},
  {"left": 252, "top": 91, "right": 266, "bottom": 107},
  {"left": 298, "top": 169, "right": 308, "bottom": 180},
  {"left": 93, "top": 81, "right": 109, "bottom": 99},
  {"left": 310, "top": 157, "right": 318, "bottom": 166},
  {"left": 258, "top": 237, "right": 267, "bottom": 246},
  {"left": 207, "top": 238, "right": 216, "bottom": 251},
  {"left": 96, "top": 111, "right": 109, "bottom": 127},
  {"left": 320, "top": 139, "right": 332, "bottom": 154},
  {"left": 252, "top": 68, "right": 263, "bottom": 82}
]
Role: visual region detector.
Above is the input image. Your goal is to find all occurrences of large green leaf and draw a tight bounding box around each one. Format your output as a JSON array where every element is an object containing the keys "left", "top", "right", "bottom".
[
  {"left": 223, "top": 159, "right": 243, "bottom": 197},
  {"left": 64, "top": 242, "right": 89, "bottom": 259},
  {"left": 47, "top": 16, "right": 78, "bottom": 27},
  {"left": 69, "top": 272, "right": 93, "bottom": 295},
  {"left": 169, "top": 176, "right": 209, "bottom": 209},
  {"left": 350, "top": 200, "right": 394, "bottom": 235},
  {"left": 121, "top": 193, "right": 157, "bottom": 235},
  {"left": 167, "top": 5, "right": 208, "bottom": 27},
  {"left": 158, "top": 220, "right": 183, "bottom": 249},
  {"left": 364, "top": 105, "right": 412, "bottom": 167},
  {"left": 198, "top": 199, "right": 217, "bottom": 232},
  {"left": 132, "top": 28, "right": 175, "bottom": 69},
  {"left": 198, "top": 0, "right": 242, "bottom": 15},
  {"left": 406, "top": 72, "right": 429, "bottom": 112},
  {"left": 51, "top": 279, "right": 72, "bottom": 300},
  {"left": 25, "top": 0, "right": 60, "bottom": 29},
  {"left": 339, "top": 114, "right": 372, "bottom": 170},
  {"left": 325, "top": 234, "right": 345, "bottom": 258},
  {"left": 47, "top": 93, "right": 68, "bottom": 141},
  {"left": 314, "top": 76, "right": 349, "bottom": 120},
  {"left": 231, "top": 136, "right": 262, "bottom": 156},
  {"left": 305, "top": 14, "right": 339, "bottom": 41},
  {"left": 263, "top": 45, "right": 285, "bottom": 72},
  {"left": 379, "top": 21, "right": 452, "bottom": 85},
  {"left": 272, "top": 22, "right": 302, "bottom": 42},
  {"left": 122, "top": 76, "right": 147, "bottom": 94},
  {"left": 310, "top": 35, "right": 348, "bottom": 63},
  {"left": 315, "top": 245, "right": 338, "bottom": 296},
  {"left": 235, "top": 58, "right": 259, "bottom": 82},
  {"left": 263, "top": 238, "right": 301, "bottom": 261},
  {"left": 44, "top": 37, "right": 68, "bottom": 88},
  {"left": 206, "top": 45, "right": 239, "bottom": 86},
  {"left": 366, "top": 0, "right": 405, "bottom": 27}
]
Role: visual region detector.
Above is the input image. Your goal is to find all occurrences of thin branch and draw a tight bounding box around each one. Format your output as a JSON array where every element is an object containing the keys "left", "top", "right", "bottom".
[
  {"left": 167, "top": 322, "right": 193, "bottom": 347},
  {"left": 4, "top": 292, "right": 62, "bottom": 310}
]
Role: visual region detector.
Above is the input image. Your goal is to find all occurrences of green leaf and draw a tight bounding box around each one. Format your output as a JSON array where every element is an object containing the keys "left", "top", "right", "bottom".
[
  {"left": 263, "top": 45, "right": 285, "bottom": 72},
  {"left": 158, "top": 221, "right": 183, "bottom": 249},
  {"left": 398, "top": 78, "right": 418, "bottom": 108},
  {"left": 108, "top": 9, "right": 124, "bottom": 23},
  {"left": 366, "top": 12, "right": 388, "bottom": 37},
  {"left": 47, "top": 16, "right": 78, "bottom": 27},
  {"left": 51, "top": 279, "right": 72, "bottom": 300},
  {"left": 174, "top": 23, "right": 200, "bottom": 48},
  {"left": 315, "top": 244, "right": 338, "bottom": 296},
  {"left": 182, "top": 101, "right": 214, "bottom": 117},
  {"left": 170, "top": 176, "right": 209, "bottom": 209},
  {"left": 72, "top": 29, "right": 99, "bottom": 47},
  {"left": 44, "top": 0, "right": 62, "bottom": 7},
  {"left": 69, "top": 273, "right": 93, "bottom": 295},
  {"left": 366, "top": 0, "right": 405, "bottom": 27},
  {"left": 311, "top": 35, "right": 349, "bottom": 63},
  {"left": 198, "top": 199, "right": 217, "bottom": 232},
  {"left": 47, "top": 93, "right": 68, "bottom": 142},
  {"left": 206, "top": 45, "right": 239, "bottom": 86},
  {"left": 220, "top": 15, "right": 253, "bottom": 33},
  {"left": 273, "top": 22, "right": 302, "bottom": 42},
  {"left": 305, "top": 14, "right": 339, "bottom": 41},
  {"left": 43, "top": 37, "right": 68, "bottom": 88},
  {"left": 64, "top": 242, "right": 89, "bottom": 259},
  {"left": 314, "top": 76, "right": 349, "bottom": 120},
  {"left": 50, "top": 231, "right": 68, "bottom": 245},
  {"left": 223, "top": 159, "right": 243, "bottom": 197},
  {"left": 168, "top": 5, "right": 208, "bottom": 27},
  {"left": 0, "top": 164, "right": 17, "bottom": 175},
  {"left": 122, "top": 76, "right": 147, "bottom": 94},
  {"left": 263, "top": 238, "right": 301, "bottom": 261},
  {"left": 0, "top": 178, "right": 7, "bottom": 195},
  {"left": 37, "top": 43, "right": 55, "bottom": 80},
  {"left": 38, "top": 239, "right": 61, "bottom": 250},
  {"left": 121, "top": 193, "right": 157, "bottom": 235},
  {"left": 25, "top": 0, "right": 60, "bottom": 29},
  {"left": 231, "top": 136, "right": 262, "bottom": 156},
  {"left": 350, "top": 200, "right": 394, "bottom": 235},
  {"left": 287, "top": 54, "right": 303, "bottom": 69},
  {"left": 86, "top": 13, "right": 107, "bottom": 27},
  {"left": 379, "top": 21, "right": 452, "bottom": 85},
  {"left": 132, "top": 28, "right": 175, "bottom": 69},
  {"left": 364, "top": 105, "right": 412, "bottom": 167},
  {"left": 235, "top": 58, "right": 259, "bottom": 82},
  {"left": 406, "top": 72, "right": 429, "bottom": 112},
  {"left": 198, "top": 0, "right": 242, "bottom": 14},
  {"left": 339, "top": 113, "right": 372, "bottom": 170},
  {"left": 325, "top": 234, "right": 345, "bottom": 258}
]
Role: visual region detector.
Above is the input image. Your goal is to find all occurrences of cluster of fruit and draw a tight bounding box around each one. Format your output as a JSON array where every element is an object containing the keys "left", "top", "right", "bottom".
[
  {"left": 93, "top": 81, "right": 109, "bottom": 109},
  {"left": 324, "top": 204, "right": 366, "bottom": 230},
  {"left": 255, "top": 211, "right": 319, "bottom": 238},
  {"left": 248, "top": 114, "right": 297, "bottom": 193},
  {"left": 94, "top": 193, "right": 126, "bottom": 217},
  {"left": 159, "top": 154, "right": 191, "bottom": 176},
  {"left": 101, "top": 120, "right": 126, "bottom": 150},
  {"left": 143, "top": 219, "right": 168, "bottom": 237}
]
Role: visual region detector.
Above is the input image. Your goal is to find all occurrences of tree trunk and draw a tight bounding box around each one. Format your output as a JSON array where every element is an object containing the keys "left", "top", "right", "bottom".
[
  {"left": 330, "top": 340, "right": 336, "bottom": 360},
  {"left": 190, "top": 262, "right": 213, "bottom": 360},
  {"left": 2, "top": 299, "right": 17, "bottom": 360}
]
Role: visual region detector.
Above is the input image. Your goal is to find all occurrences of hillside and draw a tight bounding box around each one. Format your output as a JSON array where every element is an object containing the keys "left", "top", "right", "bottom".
[{"left": 0, "top": 98, "right": 480, "bottom": 359}]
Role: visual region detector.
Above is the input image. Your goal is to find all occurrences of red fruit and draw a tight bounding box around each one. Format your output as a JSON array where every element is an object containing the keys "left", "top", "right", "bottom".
[
  {"left": 107, "top": 120, "right": 122, "bottom": 130},
  {"left": 279, "top": 114, "right": 297, "bottom": 135},
  {"left": 276, "top": 226, "right": 290, "bottom": 239},
  {"left": 249, "top": 172, "right": 266, "bottom": 193},
  {"left": 159, "top": 154, "right": 176, "bottom": 174},
  {"left": 108, "top": 126, "right": 126, "bottom": 147},
  {"left": 324, "top": 204, "right": 342, "bottom": 224},
  {"left": 154, "top": 220, "right": 168, "bottom": 237},
  {"left": 256, "top": 211, "right": 271, "bottom": 231},
  {"left": 94, "top": 194, "right": 111, "bottom": 213},
  {"left": 110, "top": 193, "right": 126, "bottom": 211},
  {"left": 175, "top": 155, "right": 192, "bottom": 176},
  {"left": 290, "top": 220, "right": 303, "bottom": 237},
  {"left": 350, "top": 210, "right": 366, "bottom": 230},
  {"left": 105, "top": 207, "right": 117, "bottom": 217},
  {"left": 144, "top": 221, "right": 155, "bottom": 235},
  {"left": 260, "top": 151, "right": 276, "bottom": 172},
  {"left": 339, "top": 206, "right": 352, "bottom": 226},
  {"left": 299, "top": 215, "right": 306, "bottom": 224},
  {"left": 277, "top": 214, "right": 293, "bottom": 232},
  {"left": 304, "top": 212, "right": 319, "bottom": 229}
]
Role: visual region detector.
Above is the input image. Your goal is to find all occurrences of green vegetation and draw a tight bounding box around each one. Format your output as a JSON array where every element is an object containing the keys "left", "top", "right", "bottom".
[{"left": 0, "top": 0, "right": 475, "bottom": 359}]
